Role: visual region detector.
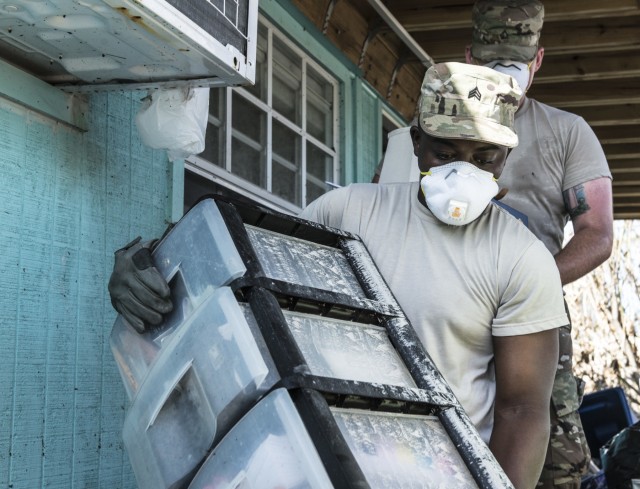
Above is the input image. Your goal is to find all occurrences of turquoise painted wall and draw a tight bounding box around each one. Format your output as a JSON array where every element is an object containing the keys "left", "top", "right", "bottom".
[
  {"left": 0, "top": 3, "right": 408, "bottom": 487},
  {"left": 0, "top": 91, "right": 174, "bottom": 488},
  {"left": 354, "top": 80, "right": 383, "bottom": 183}
]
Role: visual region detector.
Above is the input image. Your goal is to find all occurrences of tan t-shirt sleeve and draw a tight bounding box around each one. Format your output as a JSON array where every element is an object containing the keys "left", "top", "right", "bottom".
[
  {"left": 299, "top": 187, "right": 349, "bottom": 229},
  {"left": 562, "top": 116, "right": 612, "bottom": 191},
  {"left": 492, "top": 237, "right": 569, "bottom": 336}
]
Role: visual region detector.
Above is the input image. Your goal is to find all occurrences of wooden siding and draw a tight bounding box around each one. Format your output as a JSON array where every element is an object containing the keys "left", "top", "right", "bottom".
[
  {"left": 291, "top": 0, "right": 423, "bottom": 121},
  {"left": 0, "top": 90, "right": 174, "bottom": 489}
]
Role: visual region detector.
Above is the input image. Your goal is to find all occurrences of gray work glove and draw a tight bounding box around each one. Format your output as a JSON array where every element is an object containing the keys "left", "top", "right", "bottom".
[{"left": 108, "top": 237, "right": 173, "bottom": 333}]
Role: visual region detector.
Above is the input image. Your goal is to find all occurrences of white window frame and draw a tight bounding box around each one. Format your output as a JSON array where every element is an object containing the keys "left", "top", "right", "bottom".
[
  {"left": 186, "top": 16, "right": 340, "bottom": 215},
  {"left": 382, "top": 107, "right": 406, "bottom": 136}
]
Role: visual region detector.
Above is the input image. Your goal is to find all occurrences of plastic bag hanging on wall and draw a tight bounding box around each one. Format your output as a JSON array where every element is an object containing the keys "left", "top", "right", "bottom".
[{"left": 135, "top": 87, "right": 209, "bottom": 162}]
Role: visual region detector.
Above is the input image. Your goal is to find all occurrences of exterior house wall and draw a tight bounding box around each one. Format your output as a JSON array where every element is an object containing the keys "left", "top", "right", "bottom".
[
  {"left": 0, "top": 1, "right": 406, "bottom": 487},
  {"left": 0, "top": 89, "right": 176, "bottom": 489},
  {"left": 354, "top": 80, "right": 383, "bottom": 183}
]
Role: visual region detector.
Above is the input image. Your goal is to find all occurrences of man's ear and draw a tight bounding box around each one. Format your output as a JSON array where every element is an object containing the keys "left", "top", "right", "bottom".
[
  {"left": 532, "top": 47, "right": 544, "bottom": 73},
  {"left": 409, "top": 126, "right": 420, "bottom": 157},
  {"left": 465, "top": 45, "right": 474, "bottom": 64}
]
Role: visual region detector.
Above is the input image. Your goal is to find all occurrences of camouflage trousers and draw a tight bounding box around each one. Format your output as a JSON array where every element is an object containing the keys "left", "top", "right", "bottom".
[{"left": 537, "top": 325, "right": 591, "bottom": 489}]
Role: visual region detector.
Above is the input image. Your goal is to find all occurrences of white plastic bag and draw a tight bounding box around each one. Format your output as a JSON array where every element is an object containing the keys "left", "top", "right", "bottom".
[{"left": 135, "top": 87, "right": 209, "bottom": 162}]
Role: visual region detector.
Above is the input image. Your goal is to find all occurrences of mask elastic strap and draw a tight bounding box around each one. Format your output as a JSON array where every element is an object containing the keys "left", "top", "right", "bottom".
[{"left": 419, "top": 171, "right": 430, "bottom": 198}]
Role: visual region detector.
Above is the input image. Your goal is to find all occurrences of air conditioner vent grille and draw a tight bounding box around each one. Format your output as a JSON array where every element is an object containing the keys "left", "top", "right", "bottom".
[
  {"left": 166, "top": 0, "right": 249, "bottom": 56},
  {"left": 0, "top": 0, "right": 257, "bottom": 89}
]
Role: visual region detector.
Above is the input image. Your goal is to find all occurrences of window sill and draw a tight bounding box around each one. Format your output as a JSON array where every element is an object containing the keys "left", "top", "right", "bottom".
[{"left": 0, "top": 58, "right": 87, "bottom": 131}]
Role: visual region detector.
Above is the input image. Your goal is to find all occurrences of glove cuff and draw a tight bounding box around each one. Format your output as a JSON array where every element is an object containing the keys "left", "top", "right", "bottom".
[{"left": 115, "top": 236, "right": 142, "bottom": 255}]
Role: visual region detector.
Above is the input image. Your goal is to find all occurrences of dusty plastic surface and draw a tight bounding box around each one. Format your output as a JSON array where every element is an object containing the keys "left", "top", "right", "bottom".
[
  {"left": 110, "top": 198, "right": 246, "bottom": 399},
  {"left": 188, "top": 388, "right": 333, "bottom": 489},
  {"left": 332, "top": 408, "right": 478, "bottom": 488},
  {"left": 121, "top": 287, "right": 277, "bottom": 489},
  {"left": 109, "top": 197, "right": 510, "bottom": 489},
  {"left": 246, "top": 225, "right": 367, "bottom": 298},
  {"left": 284, "top": 310, "right": 416, "bottom": 387},
  {"left": 0, "top": 0, "right": 256, "bottom": 87},
  {"left": 109, "top": 199, "right": 279, "bottom": 489}
]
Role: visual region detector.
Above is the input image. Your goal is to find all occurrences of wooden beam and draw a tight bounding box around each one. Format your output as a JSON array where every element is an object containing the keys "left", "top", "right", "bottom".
[
  {"left": 412, "top": 16, "right": 640, "bottom": 61},
  {"left": 612, "top": 198, "right": 640, "bottom": 220},
  {"left": 365, "top": 0, "right": 434, "bottom": 66},
  {"left": 557, "top": 104, "right": 640, "bottom": 126},
  {"left": 323, "top": 0, "right": 372, "bottom": 67},
  {"left": 358, "top": 18, "right": 386, "bottom": 68},
  {"left": 291, "top": 0, "right": 333, "bottom": 30},
  {"left": 613, "top": 195, "right": 640, "bottom": 201},
  {"left": 530, "top": 0, "right": 639, "bottom": 21},
  {"left": 389, "top": 0, "right": 640, "bottom": 32},
  {"left": 594, "top": 125, "right": 640, "bottom": 144},
  {"left": 612, "top": 186, "right": 640, "bottom": 196},
  {"left": 614, "top": 210, "right": 640, "bottom": 217},
  {"left": 613, "top": 178, "right": 640, "bottom": 186},
  {"left": 535, "top": 50, "right": 640, "bottom": 83},
  {"left": 613, "top": 194, "right": 640, "bottom": 202},
  {"left": 610, "top": 165, "right": 639, "bottom": 175},
  {"left": 390, "top": 4, "right": 472, "bottom": 32},
  {"left": 602, "top": 145, "right": 640, "bottom": 160},
  {"left": 613, "top": 200, "right": 640, "bottom": 206},
  {"left": 528, "top": 78, "right": 640, "bottom": 107},
  {"left": 613, "top": 211, "right": 640, "bottom": 220},
  {"left": 321, "top": 0, "right": 340, "bottom": 34},
  {"left": 612, "top": 175, "right": 640, "bottom": 190},
  {"left": 539, "top": 17, "right": 640, "bottom": 56}
]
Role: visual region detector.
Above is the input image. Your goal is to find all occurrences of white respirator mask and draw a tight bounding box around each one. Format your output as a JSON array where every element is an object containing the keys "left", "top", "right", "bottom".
[
  {"left": 484, "top": 60, "right": 531, "bottom": 92},
  {"left": 420, "top": 161, "right": 499, "bottom": 226}
]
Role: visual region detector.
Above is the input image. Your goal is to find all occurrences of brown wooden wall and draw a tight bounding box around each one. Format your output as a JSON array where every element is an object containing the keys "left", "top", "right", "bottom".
[{"left": 291, "top": 0, "right": 425, "bottom": 122}]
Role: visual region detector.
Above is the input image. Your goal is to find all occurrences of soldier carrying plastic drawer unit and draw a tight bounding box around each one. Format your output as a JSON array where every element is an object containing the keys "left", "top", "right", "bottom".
[{"left": 109, "top": 62, "right": 567, "bottom": 489}]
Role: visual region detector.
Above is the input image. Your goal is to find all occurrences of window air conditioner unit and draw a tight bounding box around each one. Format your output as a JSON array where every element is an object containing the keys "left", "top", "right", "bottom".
[{"left": 0, "top": 0, "right": 258, "bottom": 90}]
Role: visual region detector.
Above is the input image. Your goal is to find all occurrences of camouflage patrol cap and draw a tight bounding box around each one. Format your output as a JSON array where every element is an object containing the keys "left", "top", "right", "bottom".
[
  {"left": 419, "top": 62, "right": 521, "bottom": 148},
  {"left": 471, "top": 0, "right": 544, "bottom": 63}
]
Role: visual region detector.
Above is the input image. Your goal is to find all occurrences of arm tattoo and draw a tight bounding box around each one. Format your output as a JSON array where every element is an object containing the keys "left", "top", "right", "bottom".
[{"left": 563, "top": 184, "right": 591, "bottom": 219}]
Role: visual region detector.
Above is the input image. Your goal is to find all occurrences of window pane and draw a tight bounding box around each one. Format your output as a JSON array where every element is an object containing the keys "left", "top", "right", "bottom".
[
  {"left": 273, "top": 119, "right": 300, "bottom": 163},
  {"left": 245, "top": 23, "right": 268, "bottom": 102},
  {"left": 232, "top": 137, "right": 263, "bottom": 187},
  {"left": 201, "top": 88, "right": 226, "bottom": 166},
  {"left": 210, "top": 87, "right": 223, "bottom": 119},
  {"left": 232, "top": 92, "right": 264, "bottom": 142},
  {"left": 307, "top": 66, "right": 334, "bottom": 146},
  {"left": 306, "top": 142, "right": 334, "bottom": 204},
  {"left": 232, "top": 92, "right": 267, "bottom": 188},
  {"left": 272, "top": 119, "right": 301, "bottom": 205},
  {"left": 272, "top": 35, "right": 302, "bottom": 125}
]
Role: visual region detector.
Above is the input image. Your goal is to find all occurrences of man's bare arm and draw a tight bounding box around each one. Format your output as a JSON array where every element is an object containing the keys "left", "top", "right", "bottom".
[
  {"left": 556, "top": 177, "right": 613, "bottom": 285},
  {"left": 490, "top": 329, "right": 559, "bottom": 489}
]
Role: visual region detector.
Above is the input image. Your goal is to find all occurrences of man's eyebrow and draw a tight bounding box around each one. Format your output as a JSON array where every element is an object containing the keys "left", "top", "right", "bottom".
[
  {"left": 427, "top": 134, "right": 500, "bottom": 151},
  {"left": 432, "top": 140, "right": 500, "bottom": 151}
]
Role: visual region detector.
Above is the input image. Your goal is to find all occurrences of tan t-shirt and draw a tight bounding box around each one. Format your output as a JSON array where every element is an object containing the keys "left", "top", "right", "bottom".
[
  {"left": 300, "top": 182, "right": 568, "bottom": 442},
  {"left": 499, "top": 97, "right": 612, "bottom": 256}
]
